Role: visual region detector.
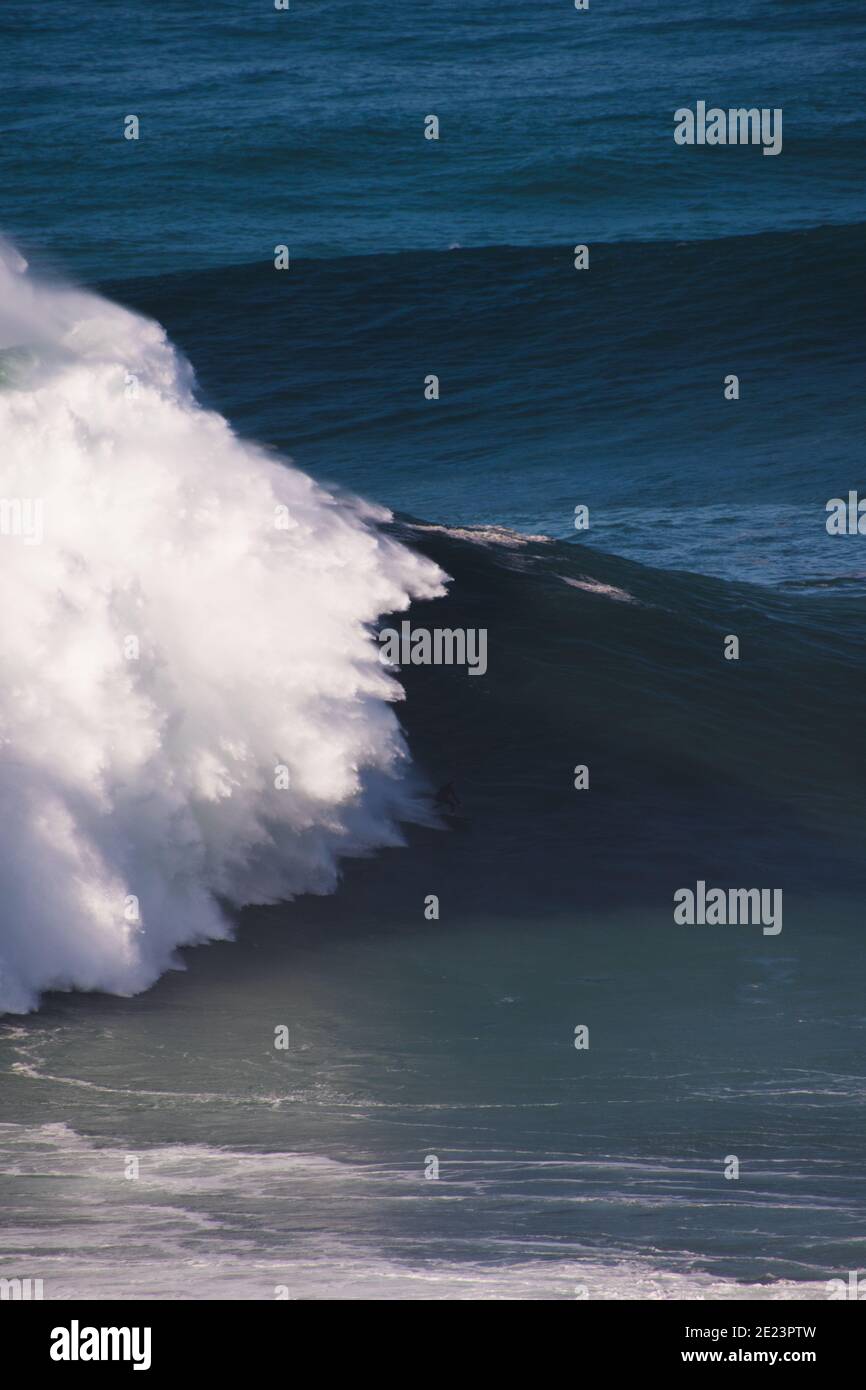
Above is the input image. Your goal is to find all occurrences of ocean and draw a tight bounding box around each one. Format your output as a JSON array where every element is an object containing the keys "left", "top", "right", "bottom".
[{"left": 0, "top": 0, "right": 865, "bottom": 1301}]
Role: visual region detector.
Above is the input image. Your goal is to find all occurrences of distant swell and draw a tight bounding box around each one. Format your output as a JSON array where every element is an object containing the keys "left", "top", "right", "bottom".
[{"left": 0, "top": 241, "right": 445, "bottom": 1013}]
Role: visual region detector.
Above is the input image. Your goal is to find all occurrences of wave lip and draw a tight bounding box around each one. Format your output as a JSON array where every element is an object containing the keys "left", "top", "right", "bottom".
[{"left": 0, "top": 240, "right": 446, "bottom": 1014}]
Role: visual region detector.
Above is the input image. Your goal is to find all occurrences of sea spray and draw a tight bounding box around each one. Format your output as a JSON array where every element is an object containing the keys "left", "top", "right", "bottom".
[{"left": 0, "top": 241, "right": 446, "bottom": 1013}]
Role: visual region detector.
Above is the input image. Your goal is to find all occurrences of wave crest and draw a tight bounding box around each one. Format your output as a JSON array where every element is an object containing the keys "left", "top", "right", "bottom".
[{"left": 0, "top": 241, "right": 446, "bottom": 1013}]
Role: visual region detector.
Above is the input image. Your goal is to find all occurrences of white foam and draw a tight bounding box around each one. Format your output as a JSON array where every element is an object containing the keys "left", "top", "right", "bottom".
[
  {"left": 0, "top": 1124, "right": 834, "bottom": 1300},
  {"left": 0, "top": 241, "right": 446, "bottom": 1013}
]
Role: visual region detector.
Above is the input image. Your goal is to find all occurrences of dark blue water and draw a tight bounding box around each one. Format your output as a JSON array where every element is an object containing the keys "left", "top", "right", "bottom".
[
  {"left": 4, "top": 0, "right": 864, "bottom": 582},
  {"left": 1, "top": 0, "right": 865, "bottom": 1300},
  {"left": 113, "top": 224, "right": 866, "bottom": 587},
  {"left": 4, "top": 0, "right": 865, "bottom": 276}
]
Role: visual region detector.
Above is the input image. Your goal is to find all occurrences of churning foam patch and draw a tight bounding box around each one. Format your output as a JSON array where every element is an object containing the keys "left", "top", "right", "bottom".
[
  {"left": 0, "top": 240, "right": 446, "bottom": 1013},
  {"left": 0, "top": 1124, "right": 831, "bottom": 1300}
]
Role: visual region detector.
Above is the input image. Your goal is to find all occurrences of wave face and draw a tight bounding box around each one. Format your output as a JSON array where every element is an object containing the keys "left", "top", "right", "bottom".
[
  {"left": 385, "top": 520, "right": 866, "bottom": 920},
  {"left": 0, "top": 245, "right": 445, "bottom": 1013}
]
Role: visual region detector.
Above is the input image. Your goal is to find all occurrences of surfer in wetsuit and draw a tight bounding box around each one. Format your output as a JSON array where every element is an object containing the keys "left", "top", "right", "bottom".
[{"left": 433, "top": 782, "right": 461, "bottom": 813}]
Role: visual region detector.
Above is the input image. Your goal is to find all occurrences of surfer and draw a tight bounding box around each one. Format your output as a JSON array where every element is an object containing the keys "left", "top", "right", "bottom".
[{"left": 432, "top": 782, "right": 461, "bottom": 814}]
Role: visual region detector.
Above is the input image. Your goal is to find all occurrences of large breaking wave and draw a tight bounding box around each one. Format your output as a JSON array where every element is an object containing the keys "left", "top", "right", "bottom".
[{"left": 0, "top": 242, "right": 445, "bottom": 1013}]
